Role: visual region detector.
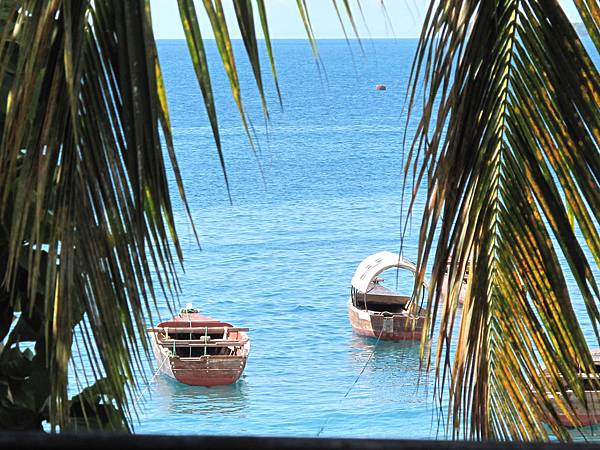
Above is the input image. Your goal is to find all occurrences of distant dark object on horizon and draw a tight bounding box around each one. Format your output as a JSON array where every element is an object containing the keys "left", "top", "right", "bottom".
[{"left": 375, "top": 84, "right": 387, "bottom": 91}]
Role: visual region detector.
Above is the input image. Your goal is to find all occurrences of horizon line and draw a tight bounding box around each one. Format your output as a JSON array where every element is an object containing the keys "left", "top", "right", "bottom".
[{"left": 154, "top": 21, "right": 587, "bottom": 41}]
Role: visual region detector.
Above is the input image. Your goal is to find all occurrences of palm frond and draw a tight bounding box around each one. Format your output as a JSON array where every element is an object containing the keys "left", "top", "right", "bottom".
[
  {"left": 0, "top": 0, "right": 197, "bottom": 430},
  {"left": 177, "top": 0, "right": 231, "bottom": 201},
  {"left": 0, "top": 0, "right": 339, "bottom": 431},
  {"left": 406, "top": 0, "right": 600, "bottom": 441},
  {"left": 255, "top": 0, "right": 282, "bottom": 107}
]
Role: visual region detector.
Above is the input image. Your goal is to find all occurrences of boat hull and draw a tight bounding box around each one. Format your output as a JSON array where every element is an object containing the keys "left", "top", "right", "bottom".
[
  {"left": 151, "top": 333, "right": 249, "bottom": 387},
  {"left": 348, "top": 299, "right": 424, "bottom": 341},
  {"left": 547, "top": 391, "right": 600, "bottom": 427}
]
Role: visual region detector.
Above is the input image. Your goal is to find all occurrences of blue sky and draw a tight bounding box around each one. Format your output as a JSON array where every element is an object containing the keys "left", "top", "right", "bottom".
[{"left": 150, "top": 0, "right": 582, "bottom": 40}]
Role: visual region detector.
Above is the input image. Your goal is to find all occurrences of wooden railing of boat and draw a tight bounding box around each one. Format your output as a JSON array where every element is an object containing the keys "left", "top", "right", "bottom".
[
  {"left": 147, "top": 326, "right": 249, "bottom": 354},
  {"left": 157, "top": 339, "right": 249, "bottom": 348},
  {"left": 147, "top": 327, "right": 249, "bottom": 333}
]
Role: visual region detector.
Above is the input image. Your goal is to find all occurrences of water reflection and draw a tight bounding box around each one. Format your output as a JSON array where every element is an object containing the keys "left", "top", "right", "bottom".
[
  {"left": 349, "top": 335, "right": 433, "bottom": 403},
  {"left": 568, "top": 424, "right": 600, "bottom": 442},
  {"left": 152, "top": 376, "right": 249, "bottom": 415},
  {"left": 350, "top": 334, "right": 422, "bottom": 366}
]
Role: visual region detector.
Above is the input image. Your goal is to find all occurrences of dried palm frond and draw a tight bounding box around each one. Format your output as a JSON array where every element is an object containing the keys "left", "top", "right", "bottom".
[
  {"left": 406, "top": 0, "right": 600, "bottom": 441},
  {"left": 0, "top": 0, "right": 363, "bottom": 431}
]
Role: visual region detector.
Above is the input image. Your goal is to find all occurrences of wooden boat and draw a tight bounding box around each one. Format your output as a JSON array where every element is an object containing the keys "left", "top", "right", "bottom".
[
  {"left": 544, "top": 349, "right": 600, "bottom": 427},
  {"left": 348, "top": 251, "right": 427, "bottom": 341},
  {"left": 148, "top": 304, "right": 250, "bottom": 386},
  {"left": 440, "top": 257, "right": 469, "bottom": 305}
]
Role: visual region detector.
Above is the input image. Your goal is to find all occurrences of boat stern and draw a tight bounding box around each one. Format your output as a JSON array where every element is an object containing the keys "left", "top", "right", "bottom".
[{"left": 348, "top": 298, "right": 424, "bottom": 341}]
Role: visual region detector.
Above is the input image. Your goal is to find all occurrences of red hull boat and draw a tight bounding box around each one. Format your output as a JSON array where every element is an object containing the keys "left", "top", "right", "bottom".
[
  {"left": 148, "top": 305, "right": 250, "bottom": 386},
  {"left": 547, "top": 391, "right": 600, "bottom": 427},
  {"left": 544, "top": 349, "right": 600, "bottom": 427},
  {"left": 348, "top": 251, "right": 427, "bottom": 341}
]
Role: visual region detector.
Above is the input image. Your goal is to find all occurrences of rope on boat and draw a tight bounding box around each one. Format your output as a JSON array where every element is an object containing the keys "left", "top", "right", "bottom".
[
  {"left": 315, "top": 327, "right": 385, "bottom": 437},
  {"left": 132, "top": 354, "right": 170, "bottom": 406}
]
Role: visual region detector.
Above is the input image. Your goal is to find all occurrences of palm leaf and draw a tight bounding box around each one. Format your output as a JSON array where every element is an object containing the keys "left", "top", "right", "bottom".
[
  {"left": 406, "top": 0, "right": 600, "bottom": 441},
  {"left": 232, "top": 0, "right": 269, "bottom": 118},
  {"left": 0, "top": 0, "right": 330, "bottom": 431},
  {"left": 177, "top": 0, "right": 231, "bottom": 202},
  {"left": 0, "top": 0, "right": 198, "bottom": 429},
  {"left": 255, "top": 0, "right": 282, "bottom": 108}
]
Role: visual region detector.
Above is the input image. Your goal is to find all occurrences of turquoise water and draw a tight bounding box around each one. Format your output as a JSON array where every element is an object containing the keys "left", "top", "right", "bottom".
[{"left": 126, "top": 39, "right": 599, "bottom": 439}]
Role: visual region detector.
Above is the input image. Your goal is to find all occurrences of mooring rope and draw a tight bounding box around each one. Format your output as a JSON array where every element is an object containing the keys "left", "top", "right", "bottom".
[
  {"left": 316, "top": 326, "right": 385, "bottom": 437},
  {"left": 133, "top": 354, "right": 170, "bottom": 406}
]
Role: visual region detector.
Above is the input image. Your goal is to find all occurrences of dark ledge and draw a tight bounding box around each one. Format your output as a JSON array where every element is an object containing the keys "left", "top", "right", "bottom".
[{"left": 0, "top": 433, "right": 599, "bottom": 450}]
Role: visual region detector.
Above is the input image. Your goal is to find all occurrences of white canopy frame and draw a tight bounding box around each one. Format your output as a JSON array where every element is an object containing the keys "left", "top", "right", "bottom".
[{"left": 350, "top": 251, "right": 428, "bottom": 309}]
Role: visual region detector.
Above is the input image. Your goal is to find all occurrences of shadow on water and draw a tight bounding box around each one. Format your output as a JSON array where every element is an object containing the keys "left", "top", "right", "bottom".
[{"left": 152, "top": 376, "right": 249, "bottom": 415}]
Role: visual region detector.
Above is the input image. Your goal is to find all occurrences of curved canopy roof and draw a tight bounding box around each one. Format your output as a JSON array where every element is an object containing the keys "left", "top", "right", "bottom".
[{"left": 350, "top": 251, "right": 420, "bottom": 293}]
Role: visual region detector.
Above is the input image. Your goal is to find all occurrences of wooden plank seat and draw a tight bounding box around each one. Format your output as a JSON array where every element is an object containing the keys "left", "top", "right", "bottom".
[{"left": 358, "top": 283, "right": 411, "bottom": 305}]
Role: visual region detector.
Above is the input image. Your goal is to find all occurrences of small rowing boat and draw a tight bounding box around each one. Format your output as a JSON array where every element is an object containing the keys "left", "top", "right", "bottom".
[
  {"left": 348, "top": 251, "right": 427, "bottom": 341},
  {"left": 148, "top": 304, "right": 250, "bottom": 386}
]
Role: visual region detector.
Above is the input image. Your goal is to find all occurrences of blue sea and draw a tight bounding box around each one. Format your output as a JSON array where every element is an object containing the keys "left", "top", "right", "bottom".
[{"left": 125, "top": 39, "right": 599, "bottom": 439}]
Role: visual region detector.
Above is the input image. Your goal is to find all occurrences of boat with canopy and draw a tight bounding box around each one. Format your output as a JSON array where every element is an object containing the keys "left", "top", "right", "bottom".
[{"left": 348, "top": 251, "right": 427, "bottom": 341}]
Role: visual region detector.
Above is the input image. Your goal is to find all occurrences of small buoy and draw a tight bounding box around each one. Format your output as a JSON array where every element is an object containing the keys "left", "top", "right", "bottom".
[{"left": 375, "top": 84, "right": 387, "bottom": 91}]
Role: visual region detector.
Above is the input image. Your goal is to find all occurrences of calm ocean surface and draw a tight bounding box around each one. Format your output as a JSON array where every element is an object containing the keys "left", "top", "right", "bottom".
[{"left": 123, "top": 39, "right": 599, "bottom": 438}]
